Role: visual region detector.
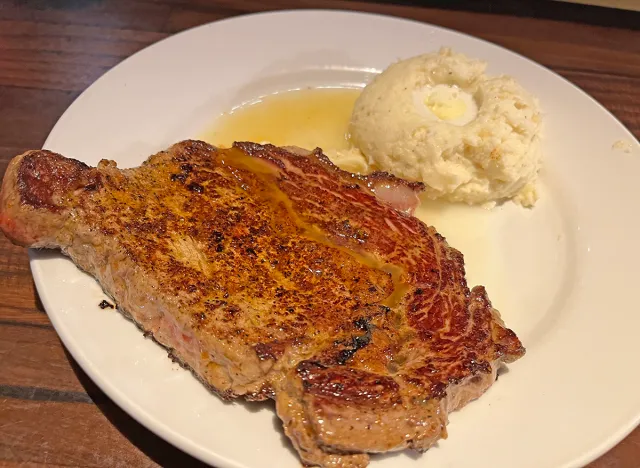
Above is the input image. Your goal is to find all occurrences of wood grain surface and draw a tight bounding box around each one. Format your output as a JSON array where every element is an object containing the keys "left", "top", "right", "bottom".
[{"left": 0, "top": 1, "right": 638, "bottom": 467}]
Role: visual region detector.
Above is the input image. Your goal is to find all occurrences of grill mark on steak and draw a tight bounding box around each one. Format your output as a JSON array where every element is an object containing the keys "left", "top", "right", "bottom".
[{"left": 0, "top": 140, "right": 525, "bottom": 468}]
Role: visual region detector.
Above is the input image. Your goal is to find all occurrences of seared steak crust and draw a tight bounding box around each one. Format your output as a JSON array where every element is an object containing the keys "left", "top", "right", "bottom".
[{"left": 0, "top": 140, "right": 524, "bottom": 467}]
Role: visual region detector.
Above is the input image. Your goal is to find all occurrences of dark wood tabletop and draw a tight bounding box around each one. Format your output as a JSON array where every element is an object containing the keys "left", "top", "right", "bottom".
[{"left": 1, "top": 1, "right": 639, "bottom": 467}]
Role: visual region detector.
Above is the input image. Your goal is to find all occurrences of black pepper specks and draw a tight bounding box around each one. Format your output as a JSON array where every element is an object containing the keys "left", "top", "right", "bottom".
[
  {"left": 353, "top": 317, "right": 370, "bottom": 331},
  {"left": 99, "top": 300, "right": 114, "bottom": 309},
  {"left": 187, "top": 182, "right": 204, "bottom": 193}
]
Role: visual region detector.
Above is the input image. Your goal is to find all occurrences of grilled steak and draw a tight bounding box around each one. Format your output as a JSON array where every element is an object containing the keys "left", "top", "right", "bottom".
[{"left": 0, "top": 140, "right": 525, "bottom": 467}]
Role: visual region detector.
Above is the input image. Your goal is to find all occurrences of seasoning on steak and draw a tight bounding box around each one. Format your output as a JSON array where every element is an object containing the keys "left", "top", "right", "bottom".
[{"left": 0, "top": 140, "right": 525, "bottom": 467}]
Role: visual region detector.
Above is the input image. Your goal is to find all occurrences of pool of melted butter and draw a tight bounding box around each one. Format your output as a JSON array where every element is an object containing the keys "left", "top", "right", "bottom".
[
  {"left": 201, "top": 88, "right": 360, "bottom": 151},
  {"left": 201, "top": 87, "right": 498, "bottom": 292},
  {"left": 214, "top": 145, "right": 409, "bottom": 308}
]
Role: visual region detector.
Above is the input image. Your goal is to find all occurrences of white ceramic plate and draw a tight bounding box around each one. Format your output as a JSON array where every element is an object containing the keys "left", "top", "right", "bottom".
[{"left": 31, "top": 10, "right": 640, "bottom": 468}]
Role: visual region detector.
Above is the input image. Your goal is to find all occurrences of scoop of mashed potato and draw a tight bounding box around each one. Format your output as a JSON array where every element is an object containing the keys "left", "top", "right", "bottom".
[{"left": 349, "top": 48, "right": 542, "bottom": 207}]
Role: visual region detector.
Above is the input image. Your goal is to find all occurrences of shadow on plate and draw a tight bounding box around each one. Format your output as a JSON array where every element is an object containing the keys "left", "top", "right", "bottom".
[
  {"left": 66, "top": 349, "right": 210, "bottom": 468},
  {"left": 496, "top": 364, "right": 509, "bottom": 380},
  {"left": 370, "top": 447, "right": 424, "bottom": 463},
  {"left": 66, "top": 344, "right": 300, "bottom": 464}
]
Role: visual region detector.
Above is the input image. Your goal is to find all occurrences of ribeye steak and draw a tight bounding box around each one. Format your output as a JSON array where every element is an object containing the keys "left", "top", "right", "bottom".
[{"left": 0, "top": 140, "right": 525, "bottom": 467}]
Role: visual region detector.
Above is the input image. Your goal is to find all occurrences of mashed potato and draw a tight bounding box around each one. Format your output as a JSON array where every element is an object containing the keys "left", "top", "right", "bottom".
[{"left": 349, "top": 48, "right": 542, "bottom": 207}]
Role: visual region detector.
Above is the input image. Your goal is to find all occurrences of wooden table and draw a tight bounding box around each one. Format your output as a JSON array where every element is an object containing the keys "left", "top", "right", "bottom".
[{"left": 1, "top": 1, "right": 638, "bottom": 466}]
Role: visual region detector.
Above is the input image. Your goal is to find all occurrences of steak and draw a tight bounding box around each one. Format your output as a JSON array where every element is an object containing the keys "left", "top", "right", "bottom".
[{"left": 0, "top": 140, "right": 525, "bottom": 467}]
